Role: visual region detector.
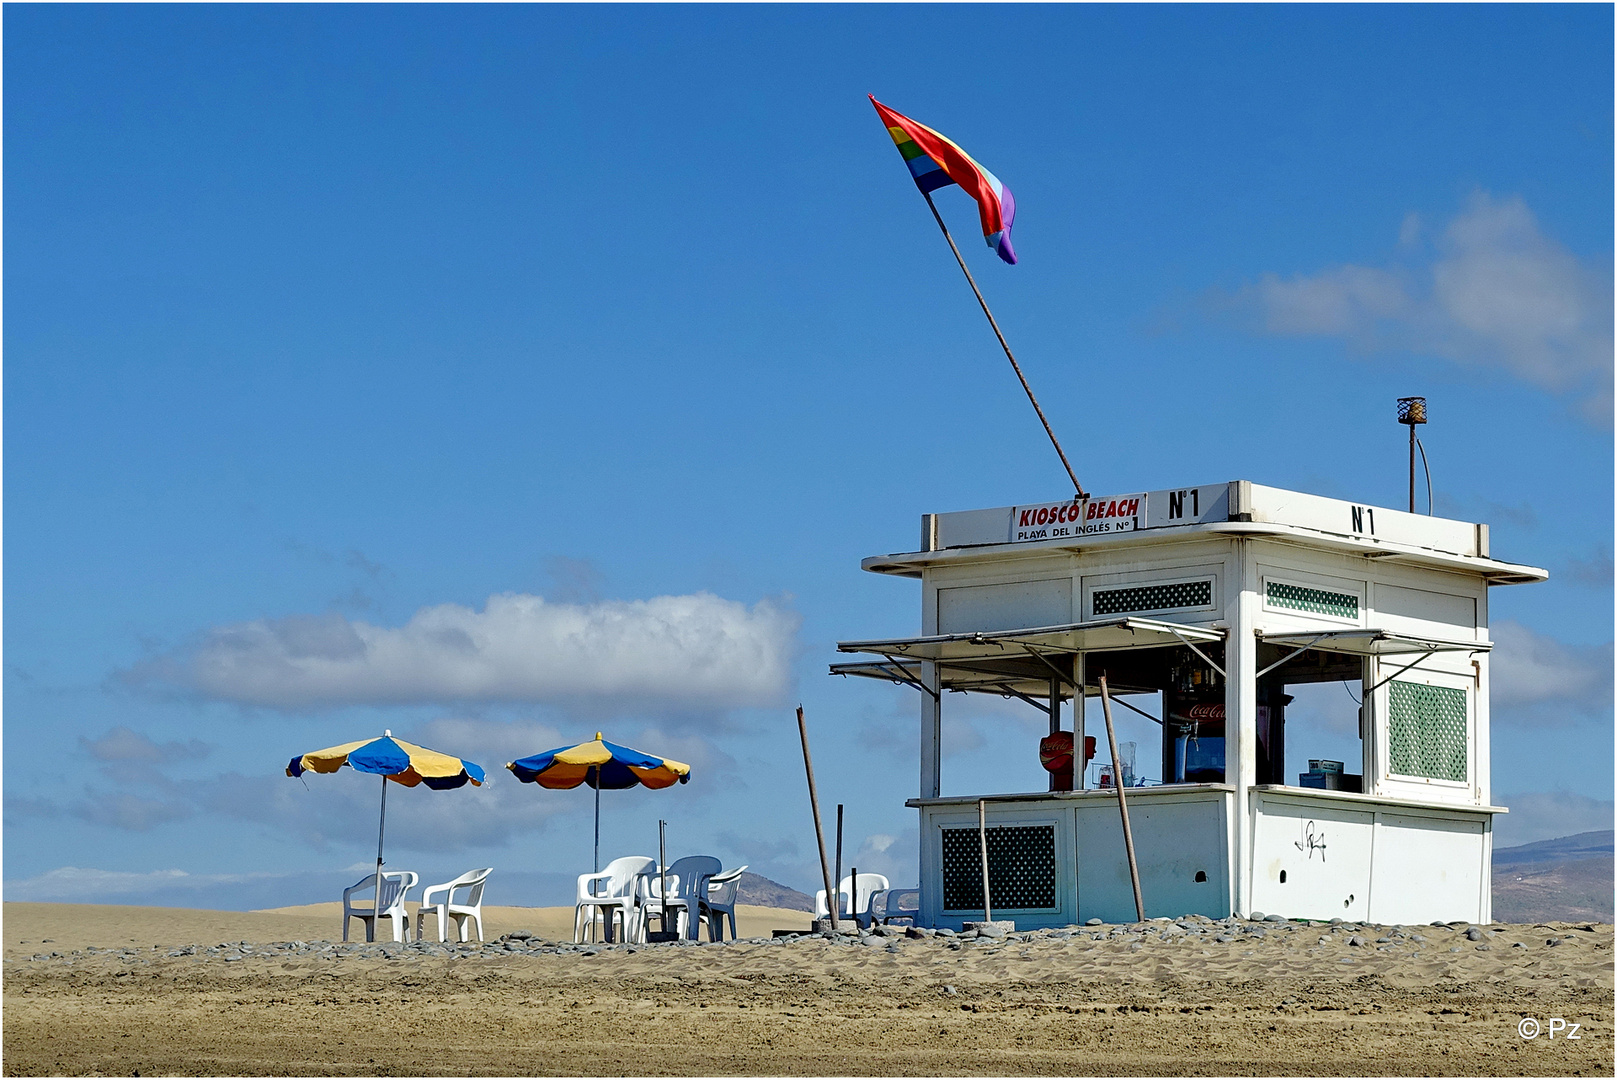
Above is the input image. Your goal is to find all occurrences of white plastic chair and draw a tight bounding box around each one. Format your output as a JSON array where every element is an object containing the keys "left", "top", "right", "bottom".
[
  {"left": 575, "top": 856, "right": 653, "bottom": 943},
  {"left": 343, "top": 871, "right": 418, "bottom": 942},
  {"left": 700, "top": 865, "right": 748, "bottom": 942},
  {"left": 814, "top": 873, "right": 890, "bottom": 928},
  {"left": 637, "top": 855, "right": 721, "bottom": 941},
  {"left": 416, "top": 867, "right": 493, "bottom": 943},
  {"left": 869, "top": 886, "right": 920, "bottom": 926}
]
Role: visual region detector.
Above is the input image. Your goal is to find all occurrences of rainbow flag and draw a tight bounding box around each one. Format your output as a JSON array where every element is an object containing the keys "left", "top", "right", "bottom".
[{"left": 871, "top": 96, "right": 1017, "bottom": 264}]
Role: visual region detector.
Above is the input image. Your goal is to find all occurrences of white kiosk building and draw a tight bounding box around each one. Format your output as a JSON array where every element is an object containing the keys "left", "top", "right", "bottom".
[{"left": 834, "top": 482, "right": 1546, "bottom": 928}]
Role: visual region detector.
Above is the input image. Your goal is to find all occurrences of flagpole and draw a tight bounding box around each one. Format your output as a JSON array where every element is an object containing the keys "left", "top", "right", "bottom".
[{"left": 921, "top": 191, "right": 1087, "bottom": 500}]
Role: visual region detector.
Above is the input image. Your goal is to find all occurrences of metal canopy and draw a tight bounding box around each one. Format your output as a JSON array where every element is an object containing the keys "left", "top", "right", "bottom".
[
  {"left": 839, "top": 616, "right": 1222, "bottom": 660},
  {"left": 832, "top": 617, "right": 1224, "bottom": 700},
  {"left": 1258, "top": 629, "right": 1492, "bottom": 657}
]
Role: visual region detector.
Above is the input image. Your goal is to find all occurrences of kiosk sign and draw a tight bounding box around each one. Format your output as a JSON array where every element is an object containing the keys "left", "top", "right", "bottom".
[{"left": 1011, "top": 493, "right": 1148, "bottom": 542}]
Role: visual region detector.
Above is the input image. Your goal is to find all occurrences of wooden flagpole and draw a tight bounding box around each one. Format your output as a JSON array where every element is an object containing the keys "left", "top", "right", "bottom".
[{"left": 921, "top": 191, "right": 1087, "bottom": 500}]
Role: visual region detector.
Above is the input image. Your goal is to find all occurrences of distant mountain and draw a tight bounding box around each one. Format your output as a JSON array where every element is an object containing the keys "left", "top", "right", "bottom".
[
  {"left": 735, "top": 872, "right": 814, "bottom": 912},
  {"left": 1494, "top": 830, "right": 1613, "bottom": 866},
  {"left": 1492, "top": 830, "right": 1613, "bottom": 924}
]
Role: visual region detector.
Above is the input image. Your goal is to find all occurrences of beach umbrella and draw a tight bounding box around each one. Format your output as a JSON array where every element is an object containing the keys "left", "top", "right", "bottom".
[
  {"left": 506, "top": 732, "right": 690, "bottom": 873},
  {"left": 286, "top": 729, "right": 486, "bottom": 916}
]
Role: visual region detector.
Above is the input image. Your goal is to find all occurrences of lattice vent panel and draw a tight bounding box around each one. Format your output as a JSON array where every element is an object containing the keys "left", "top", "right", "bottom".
[
  {"left": 1266, "top": 581, "right": 1359, "bottom": 620},
  {"left": 1092, "top": 579, "right": 1213, "bottom": 616},
  {"left": 1387, "top": 681, "right": 1468, "bottom": 782},
  {"left": 940, "top": 824, "right": 1057, "bottom": 912}
]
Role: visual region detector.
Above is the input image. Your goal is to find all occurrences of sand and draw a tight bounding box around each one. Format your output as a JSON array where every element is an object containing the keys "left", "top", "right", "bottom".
[{"left": 4, "top": 902, "right": 1611, "bottom": 1076}]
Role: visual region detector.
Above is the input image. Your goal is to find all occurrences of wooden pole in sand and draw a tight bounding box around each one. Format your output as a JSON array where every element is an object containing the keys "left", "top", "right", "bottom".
[
  {"left": 1098, "top": 675, "right": 1145, "bottom": 922},
  {"left": 978, "top": 798, "right": 993, "bottom": 924},
  {"left": 834, "top": 804, "right": 844, "bottom": 919},
  {"left": 796, "top": 706, "right": 839, "bottom": 931}
]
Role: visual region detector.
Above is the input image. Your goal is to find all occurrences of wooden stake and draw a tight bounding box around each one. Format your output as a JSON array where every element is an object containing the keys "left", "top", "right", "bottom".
[
  {"left": 1098, "top": 675, "right": 1145, "bottom": 922},
  {"left": 658, "top": 819, "right": 669, "bottom": 938},
  {"left": 797, "top": 706, "right": 839, "bottom": 931},
  {"left": 977, "top": 798, "right": 993, "bottom": 924},
  {"left": 834, "top": 804, "right": 844, "bottom": 919}
]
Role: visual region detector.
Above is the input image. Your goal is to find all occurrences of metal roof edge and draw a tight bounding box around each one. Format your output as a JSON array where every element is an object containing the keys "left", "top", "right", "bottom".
[{"left": 862, "top": 520, "right": 1548, "bottom": 584}]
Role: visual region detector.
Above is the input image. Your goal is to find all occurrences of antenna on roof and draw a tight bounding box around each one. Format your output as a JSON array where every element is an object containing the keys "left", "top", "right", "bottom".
[{"left": 1397, "top": 397, "right": 1432, "bottom": 514}]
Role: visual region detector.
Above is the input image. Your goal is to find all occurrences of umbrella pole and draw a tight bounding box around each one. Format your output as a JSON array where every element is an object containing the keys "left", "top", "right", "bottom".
[
  {"left": 593, "top": 767, "right": 601, "bottom": 874},
  {"left": 374, "top": 774, "right": 388, "bottom": 943}
]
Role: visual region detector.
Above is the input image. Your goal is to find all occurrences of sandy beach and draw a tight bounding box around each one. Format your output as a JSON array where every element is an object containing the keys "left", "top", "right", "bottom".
[{"left": 3, "top": 902, "right": 1611, "bottom": 1076}]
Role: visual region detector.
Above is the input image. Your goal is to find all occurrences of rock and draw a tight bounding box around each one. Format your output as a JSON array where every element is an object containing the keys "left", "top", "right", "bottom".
[
  {"left": 935, "top": 928, "right": 957, "bottom": 937},
  {"left": 962, "top": 921, "right": 1013, "bottom": 937},
  {"left": 940, "top": 985, "right": 958, "bottom": 996},
  {"left": 905, "top": 926, "right": 933, "bottom": 939},
  {"left": 1085, "top": 918, "right": 1103, "bottom": 926},
  {"left": 1248, "top": 911, "right": 1266, "bottom": 920},
  {"left": 1346, "top": 935, "right": 1366, "bottom": 947},
  {"left": 1465, "top": 928, "right": 1483, "bottom": 941},
  {"left": 1264, "top": 914, "right": 1287, "bottom": 923}
]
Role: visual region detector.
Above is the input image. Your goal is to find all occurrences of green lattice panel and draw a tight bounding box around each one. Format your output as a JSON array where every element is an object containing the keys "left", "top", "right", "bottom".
[
  {"left": 1093, "top": 579, "right": 1213, "bottom": 616},
  {"left": 1387, "top": 681, "right": 1468, "bottom": 782},
  {"left": 1266, "top": 581, "right": 1359, "bottom": 620},
  {"left": 940, "top": 825, "right": 1057, "bottom": 911}
]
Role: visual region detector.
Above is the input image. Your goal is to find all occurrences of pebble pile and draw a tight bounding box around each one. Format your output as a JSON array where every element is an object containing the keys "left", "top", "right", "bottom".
[{"left": 13, "top": 915, "right": 1593, "bottom": 969}]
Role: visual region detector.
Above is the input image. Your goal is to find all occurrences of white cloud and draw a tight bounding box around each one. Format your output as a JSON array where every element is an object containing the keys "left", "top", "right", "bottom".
[
  {"left": 1564, "top": 552, "right": 1614, "bottom": 590},
  {"left": 73, "top": 793, "right": 194, "bottom": 831},
  {"left": 80, "top": 725, "right": 211, "bottom": 762},
  {"left": 126, "top": 591, "right": 799, "bottom": 712},
  {"left": 850, "top": 826, "right": 918, "bottom": 886},
  {"left": 1230, "top": 193, "right": 1612, "bottom": 418},
  {"left": 4, "top": 866, "right": 251, "bottom": 902},
  {"left": 1492, "top": 791, "right": 1615, "bottom": 849},
  {"left": 1489, "top": 620, "right": 1612, "bottom": 720}
]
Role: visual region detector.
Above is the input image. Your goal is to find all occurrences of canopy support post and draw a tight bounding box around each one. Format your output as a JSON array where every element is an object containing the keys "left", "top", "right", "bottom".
[
  {"left": 1168, "top": 628, "right": 1227, "bottom": 678},
  {"left": 1256, "top": 635, "right": 1328, "bottom": 679},
  {"left": 1363, "top": 649, "right": 1446, "bottom": 696}
]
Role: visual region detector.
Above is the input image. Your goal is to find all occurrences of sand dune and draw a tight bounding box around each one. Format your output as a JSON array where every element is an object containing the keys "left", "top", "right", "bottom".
[{"left": 4, "top": 902, "right": 1611, "bottom": 1076}]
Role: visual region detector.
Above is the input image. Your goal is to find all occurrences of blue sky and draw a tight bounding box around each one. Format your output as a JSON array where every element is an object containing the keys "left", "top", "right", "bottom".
[{"left": 5, "top": 4, "right": 1611, "bottom": 910}]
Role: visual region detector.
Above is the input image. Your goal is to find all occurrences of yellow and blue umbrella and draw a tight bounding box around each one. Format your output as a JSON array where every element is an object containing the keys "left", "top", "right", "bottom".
[
  {"left": 288, "top": 730, "right": 485, "bottom": 909},
  {"left": 507, "top": 733, "right": 689, "bottom": 872}
]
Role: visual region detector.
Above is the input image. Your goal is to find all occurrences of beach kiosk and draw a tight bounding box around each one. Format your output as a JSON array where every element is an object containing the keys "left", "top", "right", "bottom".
[{"left": 833, "top": 482, "right": 1546, "bottom": 928}]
